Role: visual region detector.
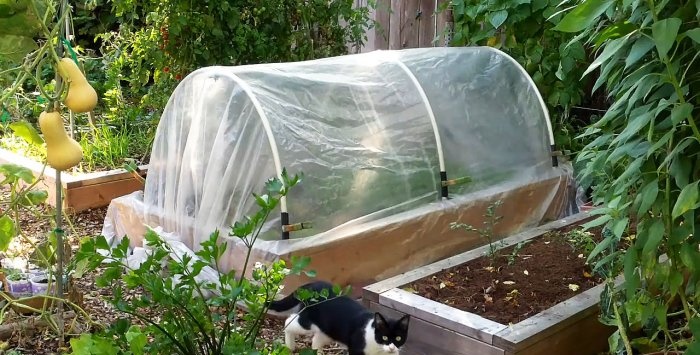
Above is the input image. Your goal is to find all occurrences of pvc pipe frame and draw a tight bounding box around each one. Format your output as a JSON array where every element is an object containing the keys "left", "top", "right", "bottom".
[{"left": 223, "top": 48, "right": 557, "bottom": 214}]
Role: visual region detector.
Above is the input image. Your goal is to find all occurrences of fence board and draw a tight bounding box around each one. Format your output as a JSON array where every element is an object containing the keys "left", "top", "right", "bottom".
[
  {"left": 436, "top": 0, "right": 452, "bottom": 47},
  {"left": 419, "top": 0, "right": 436, "bottom": 47},
  {"left": 388, "top": 0, "right": 404, "bottom": 49},
  {"left": 358, "top": 0, "right": 451, "bottom": 52},
  {"left": 374, "top": 0, "right": 390, "bottom": 50},
  {"left": 402, "top": 0, "right": 421, "bottom": 48}
]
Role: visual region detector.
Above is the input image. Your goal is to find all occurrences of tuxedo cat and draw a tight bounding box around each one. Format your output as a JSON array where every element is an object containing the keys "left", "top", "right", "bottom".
[{"left": 267, "top": 281, "right": 410, "bottom": 354}]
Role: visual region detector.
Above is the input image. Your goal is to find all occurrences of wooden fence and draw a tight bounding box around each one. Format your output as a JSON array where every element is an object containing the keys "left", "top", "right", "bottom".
[{"left": 355, "top": 0, "right": 453, "bottom": 53}]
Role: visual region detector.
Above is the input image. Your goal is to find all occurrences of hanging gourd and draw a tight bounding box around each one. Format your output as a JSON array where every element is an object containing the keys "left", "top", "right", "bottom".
[
  {"left": 56, "top": 57, "right": 97, "bottom": 113},
  {"left": 38, "top": 110, "right": 83, "bottom": 170}
]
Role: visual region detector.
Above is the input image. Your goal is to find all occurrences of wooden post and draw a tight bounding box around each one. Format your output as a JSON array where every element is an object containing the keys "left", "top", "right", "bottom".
[{"left": 419, "top": 0, "right": 437, "bottom": 47}]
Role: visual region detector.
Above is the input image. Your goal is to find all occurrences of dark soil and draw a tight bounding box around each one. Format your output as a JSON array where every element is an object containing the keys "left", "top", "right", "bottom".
[{"left": 408, "top": 227, "right": 605, "bottom": 325}]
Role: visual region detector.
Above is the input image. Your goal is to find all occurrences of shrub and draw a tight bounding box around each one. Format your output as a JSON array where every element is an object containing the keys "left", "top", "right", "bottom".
[
  {"left": 68, "top": 170, "right": 327, "bottom": 354},
  {"left": 560, "top": 0, "right": 700, "bottom": 352}
]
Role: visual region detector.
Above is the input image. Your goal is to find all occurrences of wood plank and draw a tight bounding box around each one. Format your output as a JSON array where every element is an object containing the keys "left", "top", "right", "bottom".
[
  {"left": 369, "top": 302, "right": 504, "bottom": 355},
  {"left": 402, "top": 0, "right": 420, "bottom": 48},
  {"left": 507, "top": 311, "right": 613, "bottom": 355},
  {"left": 418, "top": 0, "right": 436, "bottom": 47},
  {"left": 388, "top": 0, "right": 403, "bottom": 49},
  {"left": 435, "top": 0, "right": 452, "bottom": 46},
  {"left": 494, "top": 274, "right": 624, "bottom": 352},
  {"left": 373, "top": 0, "right": 390, "bottom": 50},
  {"left": 362, "top": 211, "right": 594, "bottom": 300},
  {"left": 379, "top": 288, "right": 507, "bottom": 344},
  {"left": 67, "top": 164, "right": 148, "bottom": 188},
  {"left": 65, "top": 176, "right": 146, "bottom": 212}
]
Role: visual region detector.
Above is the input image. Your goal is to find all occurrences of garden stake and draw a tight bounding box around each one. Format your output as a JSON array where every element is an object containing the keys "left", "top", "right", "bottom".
[{"left": 52, "top": 0, "right": 71, "bottom": 346}]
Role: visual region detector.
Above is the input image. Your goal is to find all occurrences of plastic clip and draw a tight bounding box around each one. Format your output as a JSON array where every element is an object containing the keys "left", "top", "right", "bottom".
[
  {"left": 441, "top": 176, "right": 472, "bottom": 187},
  {"left": 282, "top": 222, "right": 313, "bottom": 233}
]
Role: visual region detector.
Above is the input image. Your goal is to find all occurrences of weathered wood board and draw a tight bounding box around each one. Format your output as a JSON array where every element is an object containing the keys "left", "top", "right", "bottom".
[
  {"left": 363, "top": 211, "right": 618, "bottom": 355},
  {"left": 0, "top": 148, "right": 147, "bottom": 212}
]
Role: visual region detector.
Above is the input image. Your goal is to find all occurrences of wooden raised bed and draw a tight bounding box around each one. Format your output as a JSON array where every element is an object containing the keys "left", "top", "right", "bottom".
[
  {"left": 0, "top": 148, "right": 147, "bottom": 213},
  {"left": 363, "top": 211, "right": 623, "bottom": 355}
]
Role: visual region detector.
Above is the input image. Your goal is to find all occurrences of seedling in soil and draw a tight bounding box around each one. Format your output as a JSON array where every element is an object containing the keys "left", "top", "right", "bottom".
[
  {"left": 507, "top": 240, "right": 530, "bottom": 265},
  {"left": 450, "top": 200, "right": 504, "bottom": 267},
  {"left": 565, "top": 229, "right": 597, "bottom": 256}
]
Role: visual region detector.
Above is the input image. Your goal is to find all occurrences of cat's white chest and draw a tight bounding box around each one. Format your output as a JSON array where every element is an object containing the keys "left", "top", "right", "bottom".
[{"left": 362, "top": 321, "right": 400, "bottom": 355}]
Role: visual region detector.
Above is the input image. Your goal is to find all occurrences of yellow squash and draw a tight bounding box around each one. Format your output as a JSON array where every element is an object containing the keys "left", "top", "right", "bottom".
[
  {"left": 57, "top": 58, "right": 98, "bottom": 113},
  {"left": 38, "top": 110, "right": 83, "bottom": 170}
]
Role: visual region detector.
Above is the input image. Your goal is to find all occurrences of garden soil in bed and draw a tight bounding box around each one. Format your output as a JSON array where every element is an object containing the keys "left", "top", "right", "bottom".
[{"left": 407, "top": 228, "right": 605, "bottom": 325}]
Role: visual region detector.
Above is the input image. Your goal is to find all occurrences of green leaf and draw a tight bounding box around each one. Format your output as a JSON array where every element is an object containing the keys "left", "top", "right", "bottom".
[
  {"left": 0, "top": 33, "right": 36, "bottom": 63},
  {"left": 126, "top": 325, "right": 147, "bottom": 355},
  {"left": 672, "top": 181, "right": 698, "bottom": 219},
  {"left": 554, "top": 0, "right": 613, "bottom": 32},
  {"left": 691, "top": 316, "right": 700, "bottom": 336},
  {"left": 651, "top": 18, "right": 681, "bottom": 59},
  {"left": 654, "top": 303, "right": 668, "bottom": 330},
  {"left": 587, "top": 233, "right": 614, "bottom": 263},
  {"left": 686, "top": 28, "right": 700, "bottom": 44},
  {"left": 9, "top": 120, "right": 44, "bottom": 146},
  {"left": 680, "top": 243, "right": 699, "bottom": 273},
  {"left": 583, "top": 35, "right": 629, "bottom": 77},
  {"left": 68, "top": 333, "right": 95, "bottom": 354},
  {"left": 488, "top": 10, "right": 508, "bottom": 28},
  {"left": 625, "top": 36, "right": 654, "bottom": 69},
  {"left": 637, "top": 180, "right": 658, "bottom": 215},
  {"left": 582, "top": 214, "right": 612, "bottom": 229},
  {"left": 0, "top": 163, "right": 35, "bottom": 183},
  {"left": 594, "top": 21, "right": 637, "bottom": 47},
  {"left": 0, "top": 7, "right": 43, "bottom": 37},
  {"left": 612, "top": 217, "right": 629, "bottom": 239},
  {"left": 19, "top": 189, "right": 48, "bottom": 206},
  {"left": 623, "top": 248, "right": 639, "bottom": 298},
  {"left": 668, "top": 269, "right": 684, "bottom": 296},
  {"left": 642, "top": 218, "right": 664, "bottom": 255},
  {"left": 0, "top": 215, "right": 16, "bottom": 251},
  {"left": 670, "top": 103, "right": 693, "bottom": 125}
]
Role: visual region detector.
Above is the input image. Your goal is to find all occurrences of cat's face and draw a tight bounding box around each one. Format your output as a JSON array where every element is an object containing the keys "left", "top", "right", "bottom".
[{"left": 373, "top": 313, "right": 410, "bottom": 353}]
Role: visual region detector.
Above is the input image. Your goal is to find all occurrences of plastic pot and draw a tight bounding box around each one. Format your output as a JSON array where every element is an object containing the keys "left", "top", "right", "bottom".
[
  {"left": 6, "top": 277, "right": 32, "bottom": 298},
  {"left": 29, "top": 275, "right": 56, "bottom": 296}
]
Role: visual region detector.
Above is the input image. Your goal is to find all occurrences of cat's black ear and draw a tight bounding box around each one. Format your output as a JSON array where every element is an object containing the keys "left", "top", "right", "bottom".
[
  {"left": 398, "top": 315, "right": 410, "bottom": 330},
  {"left": 374, "top": 312, "right": 388, "bottom": 328}
]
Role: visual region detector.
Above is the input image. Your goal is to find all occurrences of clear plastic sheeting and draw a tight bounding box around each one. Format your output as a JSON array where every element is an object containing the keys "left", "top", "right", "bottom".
[
  {"left": 103, "top": 47, "right": 579, "bottom": 288},
  {"left": 143, "top": 47, "right": 559, "bottom": 249}
]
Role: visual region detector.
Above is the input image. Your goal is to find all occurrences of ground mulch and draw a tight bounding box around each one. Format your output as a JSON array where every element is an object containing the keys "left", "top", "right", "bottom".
[
  {"left": 407, "top": 228, "right": 606, "bottom": 325},
  {"left": 0, "top": 189, "right": 341, "bottom": 354}
]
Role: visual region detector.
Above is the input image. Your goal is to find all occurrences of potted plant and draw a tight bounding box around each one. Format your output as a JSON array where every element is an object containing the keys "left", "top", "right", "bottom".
[{"left": 2, "top": 268, "right": 32, "bottom": 298}]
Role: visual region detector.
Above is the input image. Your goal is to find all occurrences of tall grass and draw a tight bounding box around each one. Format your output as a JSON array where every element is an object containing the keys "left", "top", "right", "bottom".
[{"left": 78, "top": 121, "right": 153, "bottom": 172}]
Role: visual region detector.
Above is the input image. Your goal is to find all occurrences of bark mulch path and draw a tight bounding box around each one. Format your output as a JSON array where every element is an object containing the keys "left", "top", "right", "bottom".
[{"left": 0, "top": 199, "right": 343, "bottom": 354}]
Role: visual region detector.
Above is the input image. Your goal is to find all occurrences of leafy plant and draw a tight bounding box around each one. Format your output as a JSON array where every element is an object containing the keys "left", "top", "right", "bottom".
[
  {"left": 566, "top": 228, "right": 597, "bottom": 256},
  {"left": 69, "top": 170, "right": 312, "bottom": 354},
  {"left": 560, "top": 0, "right": 700, "bottom": 352},
  {"left": 97, "top": 0, "right": 376, "bottom": 119},
  {"left": 0, "top": 163, "right": 48, "bottom": 252},
  {"left": 506, "top": 240, "right": 529, "bottom": 266},
  {"left": 451, "top": 200, "right": 505, "bottom": 267},
  {"left": 444, "top": 0, "right": 596, "bottom": 155}
]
